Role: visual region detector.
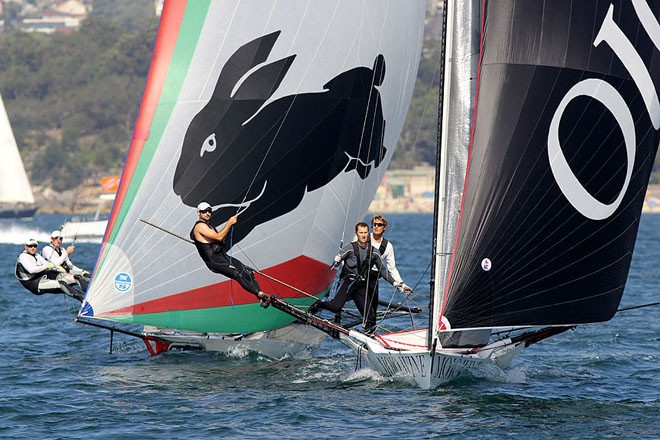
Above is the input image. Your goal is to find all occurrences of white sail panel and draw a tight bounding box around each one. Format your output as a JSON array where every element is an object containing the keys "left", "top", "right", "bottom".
[{"left": 0, "top": 94, "right": 35, "bottom": 204}]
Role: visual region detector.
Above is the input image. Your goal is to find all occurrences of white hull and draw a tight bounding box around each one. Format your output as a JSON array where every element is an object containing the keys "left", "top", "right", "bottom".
[
  {"left": 145, "top": 323, "right": 326, "bottom": 360},
  {"left": 341, "top": 330, "right": 525, "bottom": 389}
]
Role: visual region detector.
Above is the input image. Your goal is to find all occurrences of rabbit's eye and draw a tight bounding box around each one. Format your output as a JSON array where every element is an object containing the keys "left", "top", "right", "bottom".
[{"left": 200, "top": 133, "right": 216, "bottom": 157}]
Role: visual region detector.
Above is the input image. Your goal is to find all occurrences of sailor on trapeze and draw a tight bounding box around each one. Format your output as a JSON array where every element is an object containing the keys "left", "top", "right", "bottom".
[{"left": 190, "top": 202, "right": 274, "bottom": 305}]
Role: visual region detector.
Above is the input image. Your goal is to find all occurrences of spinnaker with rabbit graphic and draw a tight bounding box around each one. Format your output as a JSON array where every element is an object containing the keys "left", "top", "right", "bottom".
[{"left": 79, "top": 0, "right": 424, "bottom": 354}]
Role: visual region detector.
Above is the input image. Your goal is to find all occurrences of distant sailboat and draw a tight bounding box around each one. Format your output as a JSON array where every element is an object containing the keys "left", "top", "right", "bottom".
[
  {"left": 0, "top": 93, "right": 37, "bottom": 219},
  {"left": 77, "top": 0, "right": 425, "bottom": 356}
]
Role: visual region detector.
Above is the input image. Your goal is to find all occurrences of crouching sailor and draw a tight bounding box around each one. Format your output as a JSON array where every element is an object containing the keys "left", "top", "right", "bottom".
[
  {"left": 42, "top": 230, "right": 91, "bottom": 291},
  {"left": 15, "top": 238, "right": 85, "bottom": 302},
  {"left": 190, "top": 202, "right": 274, "bottom": 305}
]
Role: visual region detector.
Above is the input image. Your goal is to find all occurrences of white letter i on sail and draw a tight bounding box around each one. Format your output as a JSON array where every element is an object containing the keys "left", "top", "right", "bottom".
[{"left": 594, "top": 3, "right": 660, "bottom": 129}]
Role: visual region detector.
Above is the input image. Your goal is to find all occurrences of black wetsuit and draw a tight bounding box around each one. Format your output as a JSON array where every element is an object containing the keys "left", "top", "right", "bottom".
[
  {"left": 317, "top": 241, "right": 395, "bottom": 333},
  {"left": 190, "top": 220, "right": 260, "bottom": 295}
]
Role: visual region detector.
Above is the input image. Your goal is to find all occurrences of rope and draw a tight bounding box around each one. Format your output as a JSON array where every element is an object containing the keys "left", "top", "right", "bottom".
[
  {"left": 618, "top": 301, "right": 660, "bottom": 312},
  {"left": 139, "top": 218, "right": 319, "bottom": 300},
  {"left": 228, "top": 226, "right": 234, "bottom": 308}
]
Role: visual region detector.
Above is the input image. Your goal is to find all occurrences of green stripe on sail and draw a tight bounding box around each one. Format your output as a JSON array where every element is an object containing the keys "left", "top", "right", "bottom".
[
  {"left": 108, "top": 1, "right": 211, "bottom": 246},
  {"left": 104, "top": 297, "right": 318, "bottom": 334}
]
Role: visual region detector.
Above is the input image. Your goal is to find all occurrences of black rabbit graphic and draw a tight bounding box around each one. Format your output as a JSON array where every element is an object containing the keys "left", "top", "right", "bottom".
[{"left": 173, "top": 31, "right": 388, "bottom": 245}]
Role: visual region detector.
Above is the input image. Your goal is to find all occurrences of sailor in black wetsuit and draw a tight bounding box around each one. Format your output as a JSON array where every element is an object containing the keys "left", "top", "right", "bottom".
[{"left": 190, "top": 202, "right": 273, "bottom": 304}]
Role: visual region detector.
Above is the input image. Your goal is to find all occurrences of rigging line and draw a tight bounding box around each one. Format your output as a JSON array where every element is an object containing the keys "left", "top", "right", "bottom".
[
  {"left": 231, "top": 239, "right": 338, "bottom": 297},
  {"left": 139, "top": 218, "right": 193, "bottom": 244},
  {"left": 139, "top": 218, "right": 321, "bottom": 300},
  {"left": 617, "top": 301, "right": 660, "bottom": 312},
  {"left": 233, "top": 97, "right": 296, "bottom": 216},
  {"left": 389, "top": 258, "right": 432, "bottom": 329},
  {"left": 228, "top": 226, "right": 235, "bottom": 308},
  {"left": 250, "top": 269, "right": 317, "bottom": 300}
]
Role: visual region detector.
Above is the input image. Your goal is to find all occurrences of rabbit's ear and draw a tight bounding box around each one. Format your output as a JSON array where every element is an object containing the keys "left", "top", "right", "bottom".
[
  {"left": 211, "top": 31, "right": 283, "bottom": 100},
  {"left": 231, "top": 55, "right": 296, "bottom": 101},
  {"left": 372, "top": 54, "right": 386, "bottom": 87}
]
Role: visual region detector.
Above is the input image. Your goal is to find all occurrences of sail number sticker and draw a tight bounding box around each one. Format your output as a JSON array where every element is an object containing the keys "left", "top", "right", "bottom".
[
  {"left": 481, "top": 258, "right": 492, "bottom": 272},
  {"left": 113, "top": 272, "right": 133, "bottom": 292}
]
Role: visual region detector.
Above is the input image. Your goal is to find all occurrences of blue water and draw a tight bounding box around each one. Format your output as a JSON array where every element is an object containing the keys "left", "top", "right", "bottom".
[{"left": 1, "top": 214, "right": 658, "bottom": 439}]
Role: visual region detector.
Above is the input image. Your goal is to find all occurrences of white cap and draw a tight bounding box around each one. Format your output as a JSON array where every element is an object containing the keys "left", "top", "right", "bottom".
[
  {"left": 25, "top": 238, "right": 38, "bottom": 246},
  {"left": 197, "top": 202, "right": 212, "bottom": 211},
  {"left": 51, "top": 230, "right": 63, "bottom": 238}
]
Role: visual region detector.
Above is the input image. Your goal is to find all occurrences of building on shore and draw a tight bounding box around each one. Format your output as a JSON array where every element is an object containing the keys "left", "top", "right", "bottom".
[
  {"left": 369, "top": 167, "right": 660, "bottom": 215},
  {"left": 369, "top": 165, "right": 435, "bottom": 213}
]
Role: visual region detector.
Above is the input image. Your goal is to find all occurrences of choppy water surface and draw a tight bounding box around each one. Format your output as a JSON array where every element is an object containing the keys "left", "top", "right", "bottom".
[{"left": 1, "top": 214, "right": 658, "bottom": 439}]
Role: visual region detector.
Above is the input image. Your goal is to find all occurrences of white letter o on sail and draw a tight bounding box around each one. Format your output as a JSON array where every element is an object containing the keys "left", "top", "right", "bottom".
[{"left": 548, "top": 78, "right": 635, "bottom": 220}]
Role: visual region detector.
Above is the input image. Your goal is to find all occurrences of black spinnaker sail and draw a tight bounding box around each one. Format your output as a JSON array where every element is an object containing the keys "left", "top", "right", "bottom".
[{"left": 441, "top": 0, "right": 660, "bottom": 330}]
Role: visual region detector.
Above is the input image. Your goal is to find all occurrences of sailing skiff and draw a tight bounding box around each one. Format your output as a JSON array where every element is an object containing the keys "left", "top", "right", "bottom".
[
  {"left": 79, "top": 0, "right": 660, "bottom": 389},
  {"left": 76, "top": 0, "right": 426, "bottom": 357}
]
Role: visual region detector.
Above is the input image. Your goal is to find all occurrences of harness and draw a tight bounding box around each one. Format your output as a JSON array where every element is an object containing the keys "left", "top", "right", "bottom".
[
  {"left": 190, "top": 220, "right": 225, "bottom": 254},
  {"left": 378, "top": 237, "right": 389, "bottom": 256},
  {"left": 343, "top": 241, "right": 379, "bottom": 287},
  {"left": 43, "top": 244, "right": 71, "bottom": 271},
  {"left": 15, "top": 253, "right": 46, "bottom": 295}
]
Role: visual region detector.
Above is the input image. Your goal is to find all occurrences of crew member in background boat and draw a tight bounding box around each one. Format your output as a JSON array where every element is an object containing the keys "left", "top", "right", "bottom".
[
  {"left": 14, "top": 238, "right": 85, "bottom": 302},
  {"left": 42, "top": 230, "right": 91, "bottom": 291},
  {"left": 309, "top": 222, "right": 405, "bottom": 335},
  {"left": 370, "top": 214, "right": 413, "bottom": 296},
  {"left": 191, "top": 202, "right": 273, "bottom": 305}
]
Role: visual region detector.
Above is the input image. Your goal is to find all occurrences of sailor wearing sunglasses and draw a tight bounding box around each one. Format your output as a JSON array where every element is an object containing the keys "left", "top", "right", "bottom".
[
  {"left": 190, "top": 202, "right": 274, "bottom": 305},
  {"left": 370, "top": 214, "right": 412, "bottom": 295},
  {"left": 15, "top": 238, "right": 85, "bottom": 301}
]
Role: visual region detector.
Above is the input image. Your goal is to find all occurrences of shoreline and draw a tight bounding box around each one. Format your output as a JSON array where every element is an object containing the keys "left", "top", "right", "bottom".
[{"left": 31, "top": 183, "right": 660, "bottom": 215}]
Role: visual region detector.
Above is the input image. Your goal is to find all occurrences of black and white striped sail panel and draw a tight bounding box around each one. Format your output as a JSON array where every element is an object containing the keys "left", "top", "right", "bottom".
[{"left": 442, "top": 0, "right": 660, "bottom": 330}]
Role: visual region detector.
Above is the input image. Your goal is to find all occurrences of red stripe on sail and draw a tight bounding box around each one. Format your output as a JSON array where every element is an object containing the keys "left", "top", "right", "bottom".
[
  {"left": 96, "top": 255, "right": 336, "bottom": 317},
  {"left": 103, "top": 0, "right": 188, "bottom": 244}
]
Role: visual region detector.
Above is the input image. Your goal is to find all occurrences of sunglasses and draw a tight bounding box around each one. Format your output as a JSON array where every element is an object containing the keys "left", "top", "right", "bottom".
[
  {"left": 372, "top": 222, "right": 386, "bottom": 227},
  {"left": 26, "top": 244, "right": 37, "bottom": 248},
  {"left": 200, "top": 209, "right": 213, "bottom": 214}
]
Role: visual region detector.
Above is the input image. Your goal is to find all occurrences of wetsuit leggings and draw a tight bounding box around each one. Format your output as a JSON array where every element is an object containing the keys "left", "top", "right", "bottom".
[
  {"left": 205, "top": 251, "right": 260, "bottom": 295},
  {"left": 318, "top": 278, "right": 378, "bottom": 332}
]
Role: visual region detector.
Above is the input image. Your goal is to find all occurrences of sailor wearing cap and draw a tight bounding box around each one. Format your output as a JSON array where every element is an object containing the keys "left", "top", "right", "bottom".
[
  {"left": 42, "top": 230, "right": 90, "bottom": 290},
  {"left": 14, "top": 238, "right": 85, "bottom": 301},
  {"left": 190, "top": 202, "right": 274, "bottom": 305}
]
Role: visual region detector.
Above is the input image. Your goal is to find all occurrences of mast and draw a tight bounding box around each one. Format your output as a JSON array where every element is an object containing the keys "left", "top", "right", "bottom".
[
  {"left": 428, "top": 0, "right": 482, "bottom": 347},
  {"left": 428, "top": 0, "right": 452, "bottom": 348}
]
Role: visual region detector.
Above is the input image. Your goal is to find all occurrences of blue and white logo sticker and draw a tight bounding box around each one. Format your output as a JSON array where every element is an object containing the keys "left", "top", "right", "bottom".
[
  {"left": 481, "top": 258, "right": 492, "bottom": 272},
  {"left": 114, "top": 272, "right": 133, "bottom": 292}
]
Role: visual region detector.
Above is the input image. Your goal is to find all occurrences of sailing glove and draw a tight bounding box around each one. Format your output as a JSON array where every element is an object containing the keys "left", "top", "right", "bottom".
[{"left": 331, "top": 254, "right": 342, "bottom": 268}]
